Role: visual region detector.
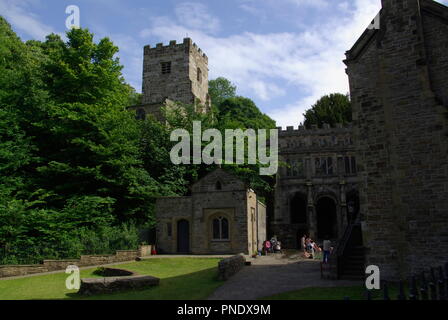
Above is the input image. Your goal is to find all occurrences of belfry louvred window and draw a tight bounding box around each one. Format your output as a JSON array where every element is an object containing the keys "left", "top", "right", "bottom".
[{"left": 161, "top": 61, "right": 171, "bottom": 74}]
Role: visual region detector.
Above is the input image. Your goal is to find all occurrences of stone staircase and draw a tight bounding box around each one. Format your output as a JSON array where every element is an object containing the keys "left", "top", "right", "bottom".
[
  {"left": 338, "top": 245, "right": 366, "bottom": 280},
  {"left": 328, "top": 219, "right": 366, "bottom": 280}
]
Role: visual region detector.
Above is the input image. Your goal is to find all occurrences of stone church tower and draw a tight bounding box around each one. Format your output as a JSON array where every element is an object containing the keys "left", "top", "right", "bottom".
[
  {"left": 345, "top": 0, "right": 448, "bottom": 279},
  {"left": 131, "top": 38, "right": 211, "bottom": 120}
]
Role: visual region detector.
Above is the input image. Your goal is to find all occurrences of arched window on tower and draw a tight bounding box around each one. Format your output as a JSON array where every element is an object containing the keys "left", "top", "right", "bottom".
[
  {"left": 197, "top": 67, "right": 202, "bottom": 83},
  {"left": 212, "top": 217, "right": 229, "bottom": 240},
  {"left": 215, "top": 181, "right": 222, "bottom": 190}
]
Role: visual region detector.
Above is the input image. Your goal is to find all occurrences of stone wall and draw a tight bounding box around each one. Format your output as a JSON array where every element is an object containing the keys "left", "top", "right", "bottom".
[
  {"left": 345, "top": 0, "right": 448, "bottom": 279},
  {"left": 189, "top": 170, "right": 252, "bottom": 255},
  {"left": 217, "top": 254, "right": 246, "bottom": 281},
  {"left": 79, "top": 270, "right": 160, "bottom": 296},
  {"left": 139, "top": 245, "right": 153, "bottom": 257},
  {"left": 155, "top": 196, "right": 193, "bottom": 254},
  {"left": 188, "top": 41, "right": 210, "bottom": 111},
  {"left": 246, "top": 189, "right": 258, "bottom": 255},
  {"left": 0, "top": 249, "right": 144, "bottom": 279},
  {"left": 277, "top": 123, "right": 354, "bottom": 152},
  {"left": 257, "top": 201, "right": 267, "bottom": 251},
  {"left": 274, "top": 124, "right": 359, "bottom": 246}
]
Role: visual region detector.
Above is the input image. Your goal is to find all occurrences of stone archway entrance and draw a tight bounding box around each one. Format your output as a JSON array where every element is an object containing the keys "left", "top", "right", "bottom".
[
  {"left": 177, "top": 219, "right": 190, "bottom": 253},
  {"left": 316, "top": 197, "right": 337, "bottom": 239},
  {"left": 290, "top": 193, "right": 307, "bottom": 224}
]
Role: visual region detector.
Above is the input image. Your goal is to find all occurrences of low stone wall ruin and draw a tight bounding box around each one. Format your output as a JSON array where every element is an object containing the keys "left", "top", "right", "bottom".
[
  {"left": 0, "top": 245, "right": 153, "bottom": 279},
  {"left": 218, "top": 254, "right": 246, "bottom": 281},
  {"left": 78, "top": 267, "right": 159, "bottom": 295}
]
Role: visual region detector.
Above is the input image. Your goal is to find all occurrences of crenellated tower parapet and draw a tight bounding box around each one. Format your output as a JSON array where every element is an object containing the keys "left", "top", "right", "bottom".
[
  {"left": 277, "top": 123, "right": 354, "bottom": 151},
  {"left": 140, "top": 37, "right": 210, "bottom": 115}
]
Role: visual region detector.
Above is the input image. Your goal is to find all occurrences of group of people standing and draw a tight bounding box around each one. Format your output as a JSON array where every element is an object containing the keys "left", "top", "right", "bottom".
[
  {"left": 261, "top": 234, "right": 333, "bottom": 263},
  {"left": 300, "top": 234, "right": 333, "bottom": 263},
  {"left": 262, "top": 236, "right": 282, "bottom": 255}
]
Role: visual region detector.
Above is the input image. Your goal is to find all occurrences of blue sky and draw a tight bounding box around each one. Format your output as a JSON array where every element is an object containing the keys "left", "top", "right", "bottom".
[{"left": 1, "top": 0, "right": 447, "bottom": 128}]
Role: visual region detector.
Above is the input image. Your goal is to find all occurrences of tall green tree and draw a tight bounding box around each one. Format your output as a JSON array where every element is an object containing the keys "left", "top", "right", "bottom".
[
  {"left": 0, "top": 21, "right": 178, "bottom": 262},
  {"left": 166, "top": 96, "right": 277, "bottom": 202},
  {"left": 303, "top": 93, "right": 352, "bottom": 128},
  {"left": 217, "top": 96, "right": 276, "bottom": 130},
  {"left": 208, "top": 77, "right": 236, "bottom": 108},
  {"left": 41, "top": 29, "right": 129, "bottom": 106},
  {"left": 28, "top": 28, "right": 170, "bottom": 222}
]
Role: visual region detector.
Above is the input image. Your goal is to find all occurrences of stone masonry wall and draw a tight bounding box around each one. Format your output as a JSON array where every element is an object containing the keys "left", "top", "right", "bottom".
[
  {"left": 257, "top": 201, "right": 267, "bottom": 251},
  {"left": 0, "top": 249, "right": 142, "bottom": 278},
  {"left": 217, "top": 254, "right": 246, "bottom": 281},
  {"left": 191, "top": 170, "right": 250, "bottom": 255},
  {"left": 345, "top": 0, "right": 448, "bottom": 279},
  {"left": 155, "top": 196, "right": 192, "bottom": 254},
  {"left": 274, "top": 124, "right": 359, "bottom": 247}
]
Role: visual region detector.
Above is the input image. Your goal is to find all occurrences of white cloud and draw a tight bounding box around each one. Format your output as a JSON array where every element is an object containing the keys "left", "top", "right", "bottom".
[
  {"left": 106, "top": 33, "right": 143, "bottom": 92},
  {"left": 0, "top": 0, "right": 58, "bottom": 40},
  {"left": 141, "top": 0, "right": 382, "bottom": 128},
  {"left": 286, "top": 0, "right": 329, "bottom": 8},
  {"left": 7, "top": 0, "right": 444, "bottom": 128},
  {"left": 249, "top": 80, "right": 286, "bottom": 101},
  {"left": 175, "top": 2, "right": 220, "bottom": 34}
]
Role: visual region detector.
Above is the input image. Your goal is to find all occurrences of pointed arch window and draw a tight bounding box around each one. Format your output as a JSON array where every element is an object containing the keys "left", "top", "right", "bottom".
[
  {"left": 197, "top": 67, "right": 202, "bottom": 83},
  {"left": 212, "top": 217, "right": 229, "bottom": 240}
]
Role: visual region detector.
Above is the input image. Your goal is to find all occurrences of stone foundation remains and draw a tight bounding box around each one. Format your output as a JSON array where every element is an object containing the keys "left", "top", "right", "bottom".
[
  {"left": 218, "top": 254, "right": 246, "bottom": 280},
  {"left": 0, "top": 245, "right": 153, "bottom": 278},
  {"left": 78, "top": 267, "right": 159, "bottom": 296}
]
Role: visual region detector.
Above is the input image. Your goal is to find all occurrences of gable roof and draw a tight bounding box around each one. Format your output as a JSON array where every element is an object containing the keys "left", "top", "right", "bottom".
[
  {"left": 344, "top": 0, "right": 448, "bottom": 64},
  {"left": 191, "top": 168, "right": 248, "bottom": 193}
]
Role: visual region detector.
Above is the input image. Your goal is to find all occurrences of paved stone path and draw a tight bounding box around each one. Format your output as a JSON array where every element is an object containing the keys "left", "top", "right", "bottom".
[{"left": 207, "top": 253, "right": 362, "bottom": 300}]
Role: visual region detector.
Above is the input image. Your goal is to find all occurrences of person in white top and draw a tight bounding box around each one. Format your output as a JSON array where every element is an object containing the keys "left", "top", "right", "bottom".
[
  {"left": 323, "top": 236, "right": 332, "bottom": 263},
  {"left": 300, "top": 234, "right": 307, "bottom": 254}
]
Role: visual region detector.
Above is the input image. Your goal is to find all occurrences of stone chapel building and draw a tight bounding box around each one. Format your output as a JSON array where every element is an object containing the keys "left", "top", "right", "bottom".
[{"left": 155, "top": 168, "right": 266, "bottom": 255}]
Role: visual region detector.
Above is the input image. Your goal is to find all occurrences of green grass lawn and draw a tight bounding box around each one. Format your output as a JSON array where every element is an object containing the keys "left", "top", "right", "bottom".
[
  {"left": 0, "top": 258, "right": 224, "bottom": 300},
  {"left": 261, "top": 284, "right": 404, "bottom": 300}
]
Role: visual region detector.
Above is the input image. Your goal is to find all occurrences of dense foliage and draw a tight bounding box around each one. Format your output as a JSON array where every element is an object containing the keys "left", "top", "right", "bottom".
[
  {"left": 303, "top": 93, "right": 352, "bottom": 128},
  {"left": 208, "top": 77, "right": 236, "bottom": 108},
  {"left": 0, "top": 18, "right": 178, "bottom": 263},
  {"left": 0, "top": 17, "right": 277, "bottom": 263}
]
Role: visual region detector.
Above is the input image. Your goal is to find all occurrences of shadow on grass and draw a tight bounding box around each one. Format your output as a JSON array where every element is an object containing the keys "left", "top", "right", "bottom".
[
  {"left": 0, "top": 258, "right": 224, "bottom": 300},
  {"left": 260, "top": 282, "right": 408, "bottom": 300},
  {"left": 62, "top": 266, "right": 224, "bottom": 300}
]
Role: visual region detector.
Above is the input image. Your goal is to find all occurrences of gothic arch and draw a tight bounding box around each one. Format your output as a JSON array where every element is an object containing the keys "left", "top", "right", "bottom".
[
  {"left": 314, "top": 191, "right": 339, "bottom": 206},
  {"left": 208, "top": 212, "right": 232, "bottom": 241},
  {"left": 289, "top": 192, "right": 307, "bottom": 224},
  {"left": 315, "top": 196, "right": 338, "bottom": 239}
]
